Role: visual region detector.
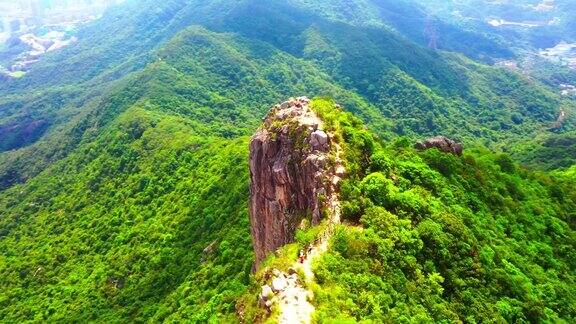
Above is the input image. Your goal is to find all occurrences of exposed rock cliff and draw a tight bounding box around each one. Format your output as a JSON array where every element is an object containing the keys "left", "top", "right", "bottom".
[
  {"left": 416, "top": 136, "right": 463, "bottom": 156},
  {"left": 249, "top": 97, "right": 341, "bottom": 269}
]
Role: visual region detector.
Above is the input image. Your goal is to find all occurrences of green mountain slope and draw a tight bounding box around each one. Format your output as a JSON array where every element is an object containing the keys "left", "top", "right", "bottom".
[
  {"left": 0, "top": 0, "right": 574, "bottom": 322},
  {"left": 1, "top": 0, "right": 573, "bottom": 192},
  {"left": 0, "top": 113, "right": 252, "bottom": 321},
  {"left": 0, "top": 26, "right": 388, "bottom": 321},
  {"left": 288, "top": 0, "right": 514, "bottom": 61},
  {"left": 412, "top": 0, "right": 576, "bottom": 49},
  {"left": 307, "top": 102, "right": 576, "bottom": 322},
  {"left": 512, "top": 132, "right": 576, "bottom": 171},
  {"left": 238, "top": 99, "right": 575, "bottom": 322}
]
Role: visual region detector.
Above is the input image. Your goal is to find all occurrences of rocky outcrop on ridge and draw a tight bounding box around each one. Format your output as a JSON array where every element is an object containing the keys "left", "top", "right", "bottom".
[
  {"left": 258, "top": 268, "right": 314, "bottom": 323},
  {"left": 416, "top": 136, "right": 463, "bottom": 156},
  {"left": 249, "top": 97, "right": 341, "bottom": 270}
]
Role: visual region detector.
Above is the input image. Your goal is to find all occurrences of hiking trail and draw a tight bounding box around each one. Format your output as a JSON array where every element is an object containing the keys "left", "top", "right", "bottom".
[{"left": 276, "top": 140, "right": 343, "bottom": 324}]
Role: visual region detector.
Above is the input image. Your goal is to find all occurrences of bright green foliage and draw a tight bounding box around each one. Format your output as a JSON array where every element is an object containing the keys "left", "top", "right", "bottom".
[
  {"left": 0, "top": 0, "right": 574, "bottom": 322},
  {"left": 1, "top": 0, "right": 573, "bottom": 185},
  {"left": 0, "top": 19, "right": 389, "bottom": 319},
  {"left": 311, "top": 102, "right": 576, "bottom": 322},
  {"left": 512, "top": 132, "right": 576, "bottom": 171},
  {"left": 0, "top": 106, "right": 253, "bottom": 322},
  {"left": 0, "top": 22, "right": 385, "bottom": 320}
]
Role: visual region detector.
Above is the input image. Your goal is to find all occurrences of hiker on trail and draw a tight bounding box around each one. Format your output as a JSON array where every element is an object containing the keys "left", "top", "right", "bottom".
[{"left": 299, "top": 250, "right": 305, "bottom": 263}]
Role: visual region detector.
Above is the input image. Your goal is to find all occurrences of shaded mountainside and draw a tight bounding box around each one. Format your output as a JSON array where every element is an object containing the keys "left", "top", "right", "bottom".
[
  {"left": 0, "top": 25, "right": 387, "bottom": 190},
  {"left": 511, "top": 131, "right": 576, "bottom": 171},
  {"left": 411, "top": 0, "right": 576, "bottom": 50},
  {"left": 0, "top": 0, "right": 574, "bottom": 322}
]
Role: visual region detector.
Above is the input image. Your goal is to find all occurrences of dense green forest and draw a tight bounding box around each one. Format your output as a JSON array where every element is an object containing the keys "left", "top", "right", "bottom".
[
  {"left": 238, "top": 99, "right": 575, "bottom": 322},
  {"left": 1, "top": 0, "right": 573, "bottom": 190},
  {"left": 0, "top": 0, "right": 574, "bottom": 322},
  {"left": 307, "top": 100, "right": 575, "bottom": 322}
]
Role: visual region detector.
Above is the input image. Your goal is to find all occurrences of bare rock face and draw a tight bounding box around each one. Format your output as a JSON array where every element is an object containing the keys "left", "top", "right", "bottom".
[
  {"left": 416, "top": 136, "right": 463, "bottom": 156},
  {"left": 249, "top": 97, "right": 339, "bottom": 269}
]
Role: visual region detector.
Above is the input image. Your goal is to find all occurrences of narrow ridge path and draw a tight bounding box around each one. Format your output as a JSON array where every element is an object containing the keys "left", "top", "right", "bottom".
[{"left": 277, "top": 140, "right": 343, "bottom": 324}]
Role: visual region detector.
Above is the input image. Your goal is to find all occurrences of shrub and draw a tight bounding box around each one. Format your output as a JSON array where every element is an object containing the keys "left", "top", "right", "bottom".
[{"left": 361, "top": 172, "right": 398, "bottom": 208}]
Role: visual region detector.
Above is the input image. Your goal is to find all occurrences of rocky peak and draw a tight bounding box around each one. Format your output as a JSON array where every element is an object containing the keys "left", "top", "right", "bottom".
[
  {"left": 416, "top": 136, "right": 463, "bottom": 156},
  {"left": 249, "top": 97, "right": 341, "bottom": 270}
]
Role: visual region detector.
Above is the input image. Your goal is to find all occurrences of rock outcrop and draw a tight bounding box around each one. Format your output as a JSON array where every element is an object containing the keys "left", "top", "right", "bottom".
[
  {"left": 416, "top": 136, "right": 463, "bottom": 156},
  {"left": 258, "top": 268, "right": 313, "bottom": 322},
  {"left": 249, "top": 97, "right": 340, "bottom": 269}
]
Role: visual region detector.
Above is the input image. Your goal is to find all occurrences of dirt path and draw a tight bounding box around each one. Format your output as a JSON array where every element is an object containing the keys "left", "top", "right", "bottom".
[
  {"left": 277, "top": 140, "right": 343, "bottom": 324},
  {"left": 277, "top": 280, "right": 314, "bottom": 324}
]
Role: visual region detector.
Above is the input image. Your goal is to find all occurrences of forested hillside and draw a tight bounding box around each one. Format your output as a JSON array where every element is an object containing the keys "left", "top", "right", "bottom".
[
  {"left": 412, "top": 0, "right": 576, "bottom": 49},
  {"left": 0, "top": 0, "right": 574, "bottom": 322},
  {"left": 0, "top": 26, "right": 385, "bottom": 321},
  {"left": 1, "top": 0, "right": 573, "bottom": 190},
  {"left": 307, "top": 100, "right": 576, "bottom": 322},
  {"left": 238, "top": 99, "right": 575, "bottom": 322}
]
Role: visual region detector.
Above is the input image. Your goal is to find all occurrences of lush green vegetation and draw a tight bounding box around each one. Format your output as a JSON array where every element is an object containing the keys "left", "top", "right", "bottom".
[
  {"left": 0, "top": 24, "right": 384, "bottom": 320},
  {"left": 309, "top": 100, "right": 576, "bottom": 322},
  {"left": 0, "top": 0, "right": 574, "bottom": 322},
  {"left": 290, "top": 0, "right": 514, "bottom": 61},
  {"left": 1, "top": 0, "right": 572, "bottom": 182},
  {"left": 512, "top": 132, "right": 576, "bottom": 171},
  {"left": 413, "top": 0, "right": 576, "bottom": 49},
  {"left": 238, "top": 98, "right": 576, "bottom": 322},
  {"left": 0, "top": 103, "right": 254, "bottom": 322}
]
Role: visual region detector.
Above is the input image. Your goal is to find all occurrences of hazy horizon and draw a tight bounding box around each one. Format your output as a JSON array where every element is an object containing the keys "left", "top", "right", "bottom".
[{"left": 0, "top": 0, "right": 126, "bottom": 19}]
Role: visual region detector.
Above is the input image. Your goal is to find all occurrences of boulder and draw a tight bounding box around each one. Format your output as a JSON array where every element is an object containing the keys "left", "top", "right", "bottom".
[
  {"left": 310, "top": 130, "right": 329, "bottom": 151},
  {"left": 272, "top": 276, "right": 288, "bottom": 292},
  {"left": 332, "top": 176, "right": 342, "bottom": 186},
  {"left": 415, "top": 136, "right": 463, "bottom": 156},
  {"left": 261, "top": 284, "right": 274, "bottom": 300},
  {"left": 286, "top": 274, "right": 298, "bottom": 287},
  {"left": 335, "top": 166, "right": 346, "bottom": 177}
]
